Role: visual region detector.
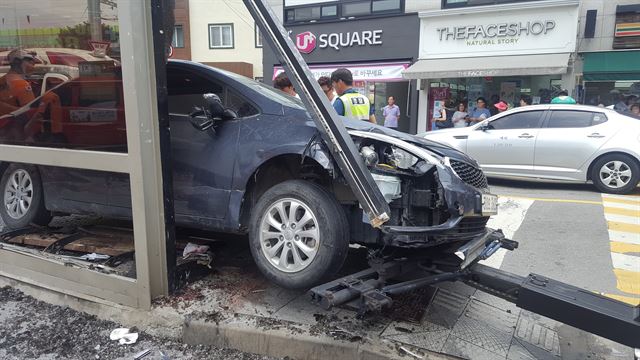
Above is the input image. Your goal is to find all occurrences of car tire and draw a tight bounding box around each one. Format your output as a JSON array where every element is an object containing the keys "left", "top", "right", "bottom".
[
  {"left": 0, "top": 164, "right": 52, "bottom": 230},
  {"left": 248, "top": 180, "right": 349, "bottom": 289},
  {"left": 591, "top": 154, "right": 640, "bottom": 195}
]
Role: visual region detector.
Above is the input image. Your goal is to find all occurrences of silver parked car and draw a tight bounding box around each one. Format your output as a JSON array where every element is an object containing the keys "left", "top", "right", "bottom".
[{"left": 423, "top": 104, "right": 640, "bottom": 194}]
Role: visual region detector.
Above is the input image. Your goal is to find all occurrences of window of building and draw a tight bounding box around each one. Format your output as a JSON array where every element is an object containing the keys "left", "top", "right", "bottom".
[
  {"left": 546, "top": 111, "right": 606, "bottom": 128},
  {"left": 255, "top": 25, "right": 263, "bottom": 48},
  {"left": 284, "top": 0, "right": 402, "bottom": 24},
  {"left": 172, "top": 25, "right": 184, "bottom": 48},
  {"left": 372, "top": 0, "right": 400, "bottom": 12},
  {"left": 208, "top": 24, "right": 234, "bottom": 49},
  {"left": 487, "top": 111, "right": 544, "bottom": 130},
  {"left": 442, "top": 0, "right": 542, "bottom": 9}
]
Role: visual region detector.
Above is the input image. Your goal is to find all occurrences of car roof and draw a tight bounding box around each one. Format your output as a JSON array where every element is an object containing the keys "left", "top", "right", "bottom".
[{"left": 495, "top": 104, "right": 619, "bottom": 117}]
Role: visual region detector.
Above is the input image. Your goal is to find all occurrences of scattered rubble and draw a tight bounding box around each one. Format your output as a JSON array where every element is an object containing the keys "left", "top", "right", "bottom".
[{"left": 0, "top": 286, "right": 278, "bottom": 360}]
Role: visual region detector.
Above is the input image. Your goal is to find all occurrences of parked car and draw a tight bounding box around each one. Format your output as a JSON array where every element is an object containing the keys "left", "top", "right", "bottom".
[
  {"left": 0, "top": 60, "right": 498, "bottom": 289},
  {"left": 422, "top": 104, "right": 640, "bottom": 194}
]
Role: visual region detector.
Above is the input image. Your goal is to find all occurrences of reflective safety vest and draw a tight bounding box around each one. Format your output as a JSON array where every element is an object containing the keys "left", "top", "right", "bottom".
[{"left": 339, "top": 92, "right": 370, "bottom": 121}]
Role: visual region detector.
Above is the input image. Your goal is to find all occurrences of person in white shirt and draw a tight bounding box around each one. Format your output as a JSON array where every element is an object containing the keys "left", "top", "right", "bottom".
[
  {"left": 318, "top": 76, "right": 336, "bottom": 105},
  {"left": 451, "top": 102, "right": 468, "bottom": 128}
]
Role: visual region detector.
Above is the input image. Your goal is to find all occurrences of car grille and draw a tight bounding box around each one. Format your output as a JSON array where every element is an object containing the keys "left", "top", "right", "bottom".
[{"left": 450, "top": 159, "right": 488, "bottom": 189}]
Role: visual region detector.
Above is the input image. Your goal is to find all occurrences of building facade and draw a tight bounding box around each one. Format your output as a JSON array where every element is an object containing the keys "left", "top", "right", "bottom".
[
  {"left": 171, "top": 0, "right": 264, "bottom": 79},
  {"left": 266, "top": 0, "right": 640, "bottom": 134}
]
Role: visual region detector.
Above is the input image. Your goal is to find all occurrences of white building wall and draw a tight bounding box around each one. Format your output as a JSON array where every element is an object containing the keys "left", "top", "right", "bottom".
[{"left": 189, "top": 0, "right": 263, "bottom": 78}]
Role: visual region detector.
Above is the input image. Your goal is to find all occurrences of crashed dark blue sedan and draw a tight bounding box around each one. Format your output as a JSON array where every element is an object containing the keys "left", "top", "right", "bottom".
[{"left": 0, "top": 60, "right": 498, "bottom": 288}]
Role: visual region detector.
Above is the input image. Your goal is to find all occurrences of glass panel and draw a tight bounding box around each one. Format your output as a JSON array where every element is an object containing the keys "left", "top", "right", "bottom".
[
  {"left": 547, "top": 111, "right": 596, "bottom": 128},
  {"left": 343, "top": 2, "right": 371, "bottom": 16},
  {"left": 222, "top": 26, "right": 232, "bottom": 47},
  {"left": 487, "top": 111, "right": 544, "bottom": 130},
  {"left": 211, "top": 26, "right": 221, "bottom": 47},
  {"left": 372, "top": 0, "right": 401, "bottom": 12},
  {"left": 285, "top": 9, "right": 295, "bottom": 22},
  {"left": 0, "top": 0, "right": 127, "bottom": 153},
  {"left": 294, "top": 6, "right": 321, "bottom": 21},
  {"left": 0, "top": 163, "right": 137, "bottom": 279},
  {"left": 322, "top": 5, "right": 338, "bottom": 17},
  {"left": 172, "top": 25, "right": 184, "bottom": 48}
]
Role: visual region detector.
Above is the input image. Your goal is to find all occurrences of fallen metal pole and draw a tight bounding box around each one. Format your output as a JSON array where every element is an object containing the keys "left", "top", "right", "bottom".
[{"left": 242, "top": 0, "right": 390, "bottom": 227}]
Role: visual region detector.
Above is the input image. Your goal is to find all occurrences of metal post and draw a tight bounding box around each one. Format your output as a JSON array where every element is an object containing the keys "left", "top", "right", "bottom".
[{"left": 88, "top": 0, "right": 103, "bottom": 41}]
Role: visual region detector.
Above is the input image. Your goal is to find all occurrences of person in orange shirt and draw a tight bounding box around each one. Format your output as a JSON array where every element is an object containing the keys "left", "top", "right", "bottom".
[{"left": 0, "top": 49, "right": 37, "bottom": 115}]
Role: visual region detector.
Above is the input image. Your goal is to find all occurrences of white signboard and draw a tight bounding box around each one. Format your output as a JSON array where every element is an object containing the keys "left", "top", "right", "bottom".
[
  {"left": 419, "top": 4, "right": 579, "bottom": 59},
  {"left": 273, "top": 62, "right": 409, "bottom": 82}
]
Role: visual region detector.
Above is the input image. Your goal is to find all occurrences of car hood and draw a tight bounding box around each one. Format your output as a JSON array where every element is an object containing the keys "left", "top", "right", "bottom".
[
  {"left": 283, "top": 105, "right": 480, "bottom": 166},
  {"left": 341, "top": 118, "right": 479, "bottom": 165}
]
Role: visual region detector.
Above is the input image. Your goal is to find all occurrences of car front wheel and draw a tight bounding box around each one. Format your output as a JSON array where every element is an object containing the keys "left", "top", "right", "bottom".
[
  {"left": 591, "top": 154, "right": 640, "bottom": 194},
  {"left": 248, "top": 180, "right": 349, "bottom": 289},
  {"left": 0, "top": 164, "right": 52, "bottom": 230}
]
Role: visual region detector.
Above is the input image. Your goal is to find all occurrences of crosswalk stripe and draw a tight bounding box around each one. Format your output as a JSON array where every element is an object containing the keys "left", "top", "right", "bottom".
[
  {"left": 613, "top": 268, "right": 640, "bottom": 295},
  {"left": 601, "top": 293, "right": 640, "bottom": 306},
  {"left": 607, "top": 221, "right": 640, "bottom": 233},
  {"left": 600, "top": 197, "right": 640, "bottom": 205},
  {"left": 608, "top": 230, "right": 640, "bottom": 245},
  {"left": 601, "top": 193, "right": 640, "bottom": 200},
  {"left": 602, "top": 201, "right": 640, "bottom": 211},
  {"left": 497, "top": 195, "right": 601, "bottom": 205},
  {"left": 604, "top": 206, "right": 640, "bottom": 217},
  {"left": 611, "top": 252, "right": 640, "bottom": 273},
  {"left": 610, "top": 241, "right": 640, "bottom": 254},
  {"left": 604, "top": 213, "right": 640, "bottom": 224}
]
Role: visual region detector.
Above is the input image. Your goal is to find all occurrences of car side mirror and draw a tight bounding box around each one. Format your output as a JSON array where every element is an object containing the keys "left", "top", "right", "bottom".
[
  {"left": 478, "top": 123, "right": 490, "bottom": 131},
  {"left": 223, "top": 108, "right": 238, "bottom": 121},
  {"left": 203, "top": 93, "right": 225, "bottom": 119}
]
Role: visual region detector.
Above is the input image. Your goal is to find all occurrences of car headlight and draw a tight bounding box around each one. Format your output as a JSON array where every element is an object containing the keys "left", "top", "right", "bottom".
[{"left": 389, "top": 147, "right": 419, "bottom": 170}]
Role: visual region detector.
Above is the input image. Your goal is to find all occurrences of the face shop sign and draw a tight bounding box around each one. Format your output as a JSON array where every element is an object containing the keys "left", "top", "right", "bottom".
[
  {"left": 295, "top": 30, "right": 383, "bottom": 54},
  {"left": 437, "top": 20, "right": 556, "bottom": 44}
]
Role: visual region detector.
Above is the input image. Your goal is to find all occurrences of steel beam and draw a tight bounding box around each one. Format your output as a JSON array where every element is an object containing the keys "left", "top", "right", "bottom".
[{"left": 242, "top": 0, "right": 390, "bottom": 227}]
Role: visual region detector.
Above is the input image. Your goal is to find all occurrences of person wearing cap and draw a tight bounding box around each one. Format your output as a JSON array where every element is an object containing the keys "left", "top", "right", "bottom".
[
  {"left": 551, "top": 89, "right": 577, "bottom": 104},
  {"left": 0, "top": 49, "right": 37, "bottom": 116},
  {"left": 331, "top": 68, "right": 375, "bottom": 123},
  {"left": 495, "top": 101, "right": 508, "bottom": 113}
]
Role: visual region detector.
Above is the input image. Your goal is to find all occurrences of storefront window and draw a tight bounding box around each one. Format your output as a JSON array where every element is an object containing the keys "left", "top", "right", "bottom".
[
  {"left": 442, "top": 0, "right": 543, "bottom": 9},
  {"left": 0, "top": 0, "right": 128, "bottom": 153}
]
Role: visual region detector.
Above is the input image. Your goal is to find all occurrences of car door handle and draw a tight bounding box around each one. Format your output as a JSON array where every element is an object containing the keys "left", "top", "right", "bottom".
[
  {"left": 518, "top": 133, "right": 534, "bottom": 138},
  {"left": 587, "top": 133, "right": 605, "bottom": 138}
]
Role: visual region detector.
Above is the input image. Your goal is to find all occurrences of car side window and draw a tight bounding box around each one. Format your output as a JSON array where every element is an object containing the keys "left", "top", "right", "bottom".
[
  {"left": 546, "top": 111, "right": 607, "bottom": 128},
  {"left": 167, "top": 68, "right": 223, "bottom": 115},
  {"left": 487, "top": 111, "right": 544, "bottom": 130},
  {"left": 225, "top": 89, "right": 259, "bottom": 118}
]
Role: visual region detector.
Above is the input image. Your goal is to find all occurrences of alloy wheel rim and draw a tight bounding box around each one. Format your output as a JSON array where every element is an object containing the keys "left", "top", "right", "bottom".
[
  {"left": 599, "top": 161, "right": 632, "bottom": 189},
  {"left": 3, "top": 169, "right": 34, "bottom": 220},
  {"left": 259, "top": 198, "right": 320, "bottom": 273}
]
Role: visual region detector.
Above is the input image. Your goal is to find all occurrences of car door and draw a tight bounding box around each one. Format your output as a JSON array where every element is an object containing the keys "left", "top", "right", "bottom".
[
  {"left": 466, "top": 110, "right": 546, "bottom": 177},
  {"left": 164, "top": 66, "right": 243, "bottom": 220},
  {"left": 534, "top": 110, "right": 614, "bottom": 180}
]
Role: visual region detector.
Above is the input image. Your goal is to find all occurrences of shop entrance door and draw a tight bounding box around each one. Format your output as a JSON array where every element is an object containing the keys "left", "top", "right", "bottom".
[{"left": 466, "top": 110, "right": 546, "bottom": 177}]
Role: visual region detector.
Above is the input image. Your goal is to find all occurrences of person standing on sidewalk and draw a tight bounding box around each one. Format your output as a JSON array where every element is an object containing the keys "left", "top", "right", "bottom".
[
  {"left": 382, "top": 96, "right": 400, "bottom": 129},
  {"left": 273, "top": 72, "right": 299, "bottom": 98},
  {"left": 331, "top": 68, "right": 375, "bottom": 123},
  {"left": 466, "top": 97, "right": 492, "bottom": 124}
]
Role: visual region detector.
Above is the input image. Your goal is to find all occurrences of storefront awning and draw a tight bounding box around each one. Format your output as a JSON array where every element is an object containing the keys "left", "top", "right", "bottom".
[
  {"left": 402, "top": 53, "right": 570, "bottom": 79},
  {"left": 583, "top": 51, "right": 640, "bottom": 81}
]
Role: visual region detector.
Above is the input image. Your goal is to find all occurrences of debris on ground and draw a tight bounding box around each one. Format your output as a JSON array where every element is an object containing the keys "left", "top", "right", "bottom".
[
  {"left": 0, "top": 286, "right": 279, "bottom": 360},
  {"left": 110, "top": 327, "right": 139, "bottom": 345}
]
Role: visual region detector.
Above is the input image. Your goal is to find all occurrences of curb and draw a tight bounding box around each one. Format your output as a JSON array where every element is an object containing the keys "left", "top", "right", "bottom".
[{"left": 0, "top": 276, "right": 455, "bottom": 360}]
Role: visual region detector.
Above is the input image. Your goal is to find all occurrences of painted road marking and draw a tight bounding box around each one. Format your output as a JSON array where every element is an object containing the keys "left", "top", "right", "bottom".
[
  {"left": 602, "top": 193, "right": 640, "bottom": 303},
  {"left": 482, "top": 197, "right": 534, "bottom": 269},
  {"left": 608, "top": 230, "right": 640, "bottom": 245},
  {"left": 610, "top": 241, "right": 640, "bottom": 254},
  {"left": 499, "top": 195, "right": 601, "bottom": 206},
  {"left": 603, "top": 206, "right": 640, "bottom": 217}
]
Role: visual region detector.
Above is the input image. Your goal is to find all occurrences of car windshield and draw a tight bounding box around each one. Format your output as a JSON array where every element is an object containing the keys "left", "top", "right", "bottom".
[{"left": 216, "top": 68, "right": 305, "bottom": 110}]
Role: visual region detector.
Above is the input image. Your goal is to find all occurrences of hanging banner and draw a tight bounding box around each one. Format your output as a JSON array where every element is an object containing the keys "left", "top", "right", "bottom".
[{"left": 273, "top": 62, "right": 409, "bottom": 82}]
